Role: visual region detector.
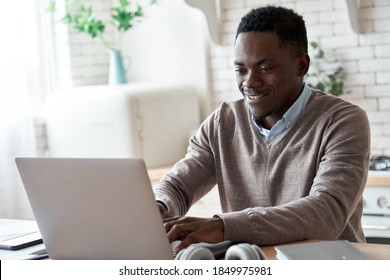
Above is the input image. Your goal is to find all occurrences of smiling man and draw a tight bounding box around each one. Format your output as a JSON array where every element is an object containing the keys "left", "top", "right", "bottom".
[
  {"left": 153, "top": 5, "right": 370, "bottom": 253},
  {"left": 234, "top": 32, "right": 309, "bottom": 131}
]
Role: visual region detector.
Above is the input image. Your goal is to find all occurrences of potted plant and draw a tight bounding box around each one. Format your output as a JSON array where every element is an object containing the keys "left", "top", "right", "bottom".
[
  {"left": 306, "top": 41, "right": 347, "bottom": 96},
  {"left": 48, "top": 0, "right": 158, "bottom": 84}
]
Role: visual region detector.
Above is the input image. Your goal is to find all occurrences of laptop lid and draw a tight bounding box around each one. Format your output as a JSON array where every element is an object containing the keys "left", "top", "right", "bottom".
[{"left": 15, "top": 157, "right": 173, "bottom": 260}]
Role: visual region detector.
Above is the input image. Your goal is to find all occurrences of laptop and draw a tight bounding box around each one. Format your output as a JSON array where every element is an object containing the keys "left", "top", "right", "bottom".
[{"left": 15, "top": 157, "right": 173, "bottom": 260}]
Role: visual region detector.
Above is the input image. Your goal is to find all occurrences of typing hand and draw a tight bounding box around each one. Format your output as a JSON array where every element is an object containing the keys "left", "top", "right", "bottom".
[{"left": 163, "top": 216, "right": 225, "bottom": 253}]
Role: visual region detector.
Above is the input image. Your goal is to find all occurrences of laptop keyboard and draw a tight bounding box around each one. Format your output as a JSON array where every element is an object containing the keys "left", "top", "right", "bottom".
[{"left": 170, "top": 240, "right": 181, "bottom": 258}]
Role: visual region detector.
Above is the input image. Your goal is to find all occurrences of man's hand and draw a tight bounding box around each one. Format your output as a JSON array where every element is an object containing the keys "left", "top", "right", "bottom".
[{"left": 163, "top": 216, "right": 225, "bottom": 253}]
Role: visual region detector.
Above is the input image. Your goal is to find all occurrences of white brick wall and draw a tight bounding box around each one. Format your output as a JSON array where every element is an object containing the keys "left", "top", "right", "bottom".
[
  {"left": 209, "top": 0, "right": 390, "bottom": 156},
  {"left": 53, "top": 0, "right": 114, "bottom": 88}
]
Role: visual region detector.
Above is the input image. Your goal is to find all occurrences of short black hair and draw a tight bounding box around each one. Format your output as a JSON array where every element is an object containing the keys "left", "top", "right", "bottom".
[{"left": 236, "top": 6, "right": 308, "bottom": 56}]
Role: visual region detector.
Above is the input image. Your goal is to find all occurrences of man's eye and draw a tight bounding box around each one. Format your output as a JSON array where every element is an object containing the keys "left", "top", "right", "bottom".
[
  {"left": 235, "top": 68, "right": 247, "bottom": 75},
  {"left": 259, "top": 66, "right": 273, "bottom": 72}
]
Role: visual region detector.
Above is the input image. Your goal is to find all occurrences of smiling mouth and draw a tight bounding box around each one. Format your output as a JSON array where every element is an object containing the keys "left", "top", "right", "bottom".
[
  {"left": 245, "top": 94, "right": 267, "bottom": 100},
  {"left": 243, "top": 92, "right": 270, "bottom": 102},
  {"left": 243, "top": 88, "right": 270, "bottom": 100}
]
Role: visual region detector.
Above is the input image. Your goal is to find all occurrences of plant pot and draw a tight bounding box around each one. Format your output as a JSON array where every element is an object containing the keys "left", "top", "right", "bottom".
[{"left": 107, "top": 48, "right": 129, "bottom": 84}]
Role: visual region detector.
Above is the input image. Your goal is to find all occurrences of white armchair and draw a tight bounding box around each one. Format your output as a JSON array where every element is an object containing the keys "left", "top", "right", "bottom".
[{"left": 44, "top": 83, "right": 201, "bottom": 168}]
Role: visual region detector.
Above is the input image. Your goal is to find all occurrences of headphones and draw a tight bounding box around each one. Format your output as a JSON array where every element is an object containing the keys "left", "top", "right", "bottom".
[{"left": 174, "top": 242, "right": 267, "bottom": 260}]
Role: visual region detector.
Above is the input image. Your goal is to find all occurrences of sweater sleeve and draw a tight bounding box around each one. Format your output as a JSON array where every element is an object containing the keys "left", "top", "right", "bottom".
[
  {"left": 153, "top": 110, "right": 219, "bottom": 217},
  {"left": 217, "top": 103, "right": 370, "bottom": 245}
]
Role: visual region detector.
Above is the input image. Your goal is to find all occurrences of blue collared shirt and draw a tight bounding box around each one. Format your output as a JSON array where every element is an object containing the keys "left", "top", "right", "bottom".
[{"left": 252, "top": 83, "right": 312, "bottom": 143}]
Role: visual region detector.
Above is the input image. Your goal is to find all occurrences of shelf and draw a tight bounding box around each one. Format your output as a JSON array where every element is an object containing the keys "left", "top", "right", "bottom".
[{"left": 345, "top": 0, "right": 360, "bottom": 33}]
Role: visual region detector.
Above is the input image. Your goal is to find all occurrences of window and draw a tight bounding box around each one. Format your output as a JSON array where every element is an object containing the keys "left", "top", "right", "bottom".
[{"left": 0, "top": 0, "right": 54, "bottom": 219}]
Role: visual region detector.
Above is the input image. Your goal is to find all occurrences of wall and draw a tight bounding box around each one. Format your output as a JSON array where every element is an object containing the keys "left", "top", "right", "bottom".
[
  {"left": 210, "top": 0, "right": 390, "bottom": 156},
  {"left": 52, "top": 0, "right": 114, "bottom": 89},
  {"left": 47, "top": 0, "right": 390, "bottom": 156}
]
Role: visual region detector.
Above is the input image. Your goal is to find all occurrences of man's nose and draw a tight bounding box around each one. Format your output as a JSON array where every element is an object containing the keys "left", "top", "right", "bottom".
[{"left": 243, "top": 70, "right": 262, "bottom": 88}]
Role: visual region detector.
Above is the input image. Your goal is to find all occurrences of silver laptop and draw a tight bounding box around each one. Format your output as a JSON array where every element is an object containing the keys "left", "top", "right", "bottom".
[{"left": 15, "top": 157, "right": 173, "bottom": 260}]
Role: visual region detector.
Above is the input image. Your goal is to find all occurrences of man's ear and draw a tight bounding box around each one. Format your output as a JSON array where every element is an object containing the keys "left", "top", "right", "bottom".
[{"left": 297, "top": 53, "right": 310, "bottom": 77}]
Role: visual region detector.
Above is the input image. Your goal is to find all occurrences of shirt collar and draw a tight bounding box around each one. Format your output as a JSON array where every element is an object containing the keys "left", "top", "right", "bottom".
[
  {"left": 252, "top": 83, "right": 312, "bottom": 142},
  {"left": 283, "top": 83, "right": 312, "bottom": 128}
]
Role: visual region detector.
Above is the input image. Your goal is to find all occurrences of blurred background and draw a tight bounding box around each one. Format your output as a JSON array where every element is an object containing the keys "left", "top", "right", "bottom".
[{"left": 1, "top": 0, "right": 390, "bottom": 220}]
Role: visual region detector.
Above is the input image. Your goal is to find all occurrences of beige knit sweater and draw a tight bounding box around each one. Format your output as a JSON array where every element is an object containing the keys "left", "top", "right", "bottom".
[{"left": 153, "top": 90, "right": 371, "bottom": 245}]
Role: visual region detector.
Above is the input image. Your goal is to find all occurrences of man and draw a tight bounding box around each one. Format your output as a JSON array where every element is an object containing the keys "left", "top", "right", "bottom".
[{"left": 153, "top": 5, "right": 370, "bottom": 253}]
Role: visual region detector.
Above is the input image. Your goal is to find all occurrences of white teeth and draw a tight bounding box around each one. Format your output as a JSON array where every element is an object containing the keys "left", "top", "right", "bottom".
[{"left": 247, "top": 95, "right": 263, "bottom": 100}]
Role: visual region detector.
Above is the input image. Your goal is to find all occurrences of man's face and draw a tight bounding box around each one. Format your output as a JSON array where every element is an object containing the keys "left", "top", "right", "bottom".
[{"left": 234, "top": 31, "right": 309, "bottom": 129}]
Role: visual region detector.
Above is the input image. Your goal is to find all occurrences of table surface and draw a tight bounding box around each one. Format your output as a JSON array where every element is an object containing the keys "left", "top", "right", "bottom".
[
  {"left": 260, "top": 240, "right": 390, "bottom": 260},
  {"left": 1, "top": 219, "right": 389, "bottom": 260},
  {"left": 5, "top": 168, "right": 390, "bottom": 260},
  {"left": 366, "top": 174, "right": 390, "bottom": 187}
]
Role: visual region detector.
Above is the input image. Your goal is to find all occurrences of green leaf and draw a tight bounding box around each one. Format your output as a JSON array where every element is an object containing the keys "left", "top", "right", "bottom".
[
  {"left": 47, "top": 0, "right": 56, "bottom": 12},
  {"left": 307, "top": 41, "right": 346, "bottom": 96},
  {"left": 316, "top": 49, "right": 324, "bottom": 59},
  {"left": 61, "top": 13, "right": 73, "bottom": 24},
  {"left": 310, "top": 41, "right": 318, "bottom": 49},
  {"left": 120, "top": 0, "right": 130, "bottom": 7},
  {"left": 50, "top": 0, "right": 156, "bottom": 48}
]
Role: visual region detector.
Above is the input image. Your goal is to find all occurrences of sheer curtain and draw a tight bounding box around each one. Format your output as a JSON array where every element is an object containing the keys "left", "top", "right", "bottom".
[{"left": 0, "top": 2, "right": 40, "bottom": 219}]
